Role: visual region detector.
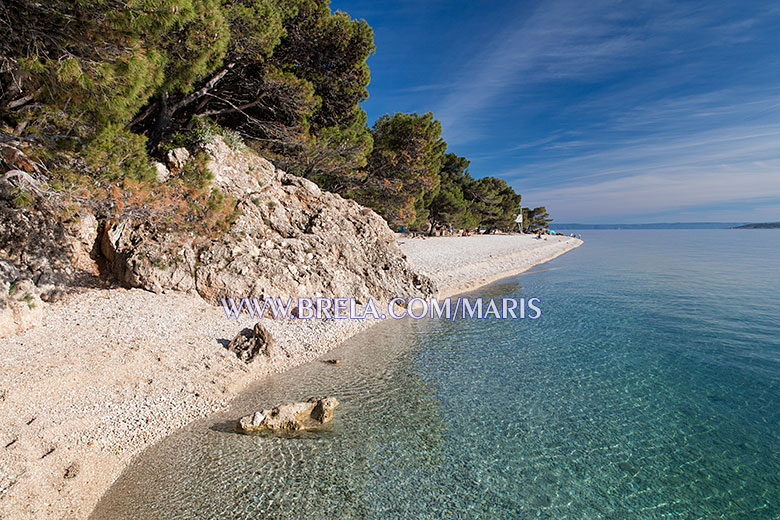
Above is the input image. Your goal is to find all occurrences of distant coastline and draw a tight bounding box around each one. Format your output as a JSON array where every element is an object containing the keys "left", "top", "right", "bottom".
[
  {"left": 555, "top": 222, "right": 749, "bottom": 230},
  {"left": 730, "top": 222, "right": 780, "bottom": 229}
]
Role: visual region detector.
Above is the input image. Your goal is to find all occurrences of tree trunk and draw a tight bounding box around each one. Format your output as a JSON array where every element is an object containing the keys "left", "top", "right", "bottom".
[
  {"left": 428, "top": 219, "right": 437, "bottom": 236},
  {"left": 147, "top": 92, "right": 171, "bottom": 153}
]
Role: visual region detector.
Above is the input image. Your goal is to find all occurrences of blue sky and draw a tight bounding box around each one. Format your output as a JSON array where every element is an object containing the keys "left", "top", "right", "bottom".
[{"left": 330, "top": 0, "right": 780, "bottom": 223}]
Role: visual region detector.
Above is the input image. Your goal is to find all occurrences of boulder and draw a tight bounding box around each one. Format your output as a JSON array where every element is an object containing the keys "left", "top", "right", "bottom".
[
  {"left": 153, "top": 161, "right": 170, "bottom": 182},
  {"left": 166, "top": 147, "right": 190, "bottom": 172},
  {"left": 237, "top": 397, "right": 339, "bottom": 433},
  {"left": 226, "top": 321, "right": 275, "bottom": 363},
  {"left": 99, "top": 137, "right": 436, "bottom": 306}
]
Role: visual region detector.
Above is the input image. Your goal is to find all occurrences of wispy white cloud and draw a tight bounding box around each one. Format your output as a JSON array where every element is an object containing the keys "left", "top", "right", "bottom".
[
  {"left": 395, "top": 82, "right": 460, "bottom": 93},
  {"left": 522, "top": 164, "right": 780, "bottom": 222},
  {"left": 409, "top": 0, "right": 780, "bottom": 222},
  {"left": 432, "top": 0, "right": 732, "bottom": 144},
  {"left": 516, "top": 116, "right": 780, "bottom": 221}
]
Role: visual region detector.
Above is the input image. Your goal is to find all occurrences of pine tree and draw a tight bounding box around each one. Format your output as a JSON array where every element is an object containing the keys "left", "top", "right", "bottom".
[{"left": 355, "top": 112, "right": 446, "bottom": 228}]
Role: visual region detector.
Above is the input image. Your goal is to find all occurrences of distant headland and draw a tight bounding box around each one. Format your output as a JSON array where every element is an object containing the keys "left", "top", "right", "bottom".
[
  {"left": 731, "top": 222, "right": 780, "bottom": 229},
  {"left": 554, "top": 222, "right": 749, "bottom": 230}
]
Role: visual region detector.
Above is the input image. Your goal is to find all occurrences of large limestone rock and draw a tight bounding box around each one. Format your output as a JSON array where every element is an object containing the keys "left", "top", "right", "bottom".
[
  {"left": 100, "top": 138, "right": 435, "bottom": 305},
  {"left": 237, "top": 397, "right": 339, "bottom": 433}
]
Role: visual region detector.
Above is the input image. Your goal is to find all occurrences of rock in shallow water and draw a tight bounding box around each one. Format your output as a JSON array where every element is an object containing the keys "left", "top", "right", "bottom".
[{"left": 236, "top": 397, "right": 339, "bottom": 433}]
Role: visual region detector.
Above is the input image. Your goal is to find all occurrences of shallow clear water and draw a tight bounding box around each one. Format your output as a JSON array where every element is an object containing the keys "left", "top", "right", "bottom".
[{"left": 92, "top": 230, "right": 780, "bottom": 519}]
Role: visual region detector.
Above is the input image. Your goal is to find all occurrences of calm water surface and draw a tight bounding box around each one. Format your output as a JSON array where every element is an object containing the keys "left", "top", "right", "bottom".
[{"left": 92, "top": 230, "right": 780, "bottom": 519}]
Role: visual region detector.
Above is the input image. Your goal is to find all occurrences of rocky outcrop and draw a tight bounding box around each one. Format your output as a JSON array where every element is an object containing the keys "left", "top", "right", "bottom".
[
  {"left": 99, "top": 138, "right": 435, "bottom": 306},
  {"left": 226, "top": 321, "right": 275, "bottom": 363},
  {"left": 0, "top": 179, "right": 98, "bottom": 337},
  {"left": 237, "top": 397, "right": 339, "bottom": 433},
  {"left": 0, "top": 136, "right": 434, "bottom": 337}
]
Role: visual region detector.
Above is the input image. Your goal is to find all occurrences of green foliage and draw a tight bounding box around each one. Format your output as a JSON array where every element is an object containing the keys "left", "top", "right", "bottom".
[
  {"left": 163, "top": 120, "right": 244, "bottom": 151},
  {"left": 3, "top": 0, "right": 229, "bottom": 132},
  {"left": 125, "top": 0, "right": 374, "bottom": 188},
  {"left": 220, "top": 128, "right": 247, "bottom": 150},
  {"left": 218, "top": 0, "right": 375, "bottom": 188},
  {"left": 178, "top": 152, "right": 213, "bottom": 190},
  {"left": 523, "top": 206, "right": 553, "bottom": 231},
  {"left": 206, "top": 188, "right": 225, "bottom": 211},
  {"left": 225, "top": 0, "right": 289, "bottom": 59},
  {"left": 1, "top": 0, "right": 231, "bottom": 221},
  {"left": 275, "top": 117, "right": 373, "bottom": 191},
  {"left": 154, "top": 0, "right": 230, "bottom": 94},
  {"left": 83, "top": 125, "right": 155, "bottom": 183},
  {"left": 0, "top": 0, "right": 551, "bottom": 238},
  {"left": 428, "top": 154, "right": 474, "bottom": 230},
  {"left": 387, "top": 149, "right": 524, "bottom": 233},
  {"left": 271, "top": 1, "right": 375, "bottom": 130},
  {"left": 10, "top": 188, "right": 34, "bottom": 209},
  {"left": 465, "top": 177, "right": 522, "bottom": 231}
]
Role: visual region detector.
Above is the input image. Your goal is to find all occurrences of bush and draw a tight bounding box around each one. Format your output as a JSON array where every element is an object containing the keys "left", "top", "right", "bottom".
[{"left": 83, "top": 125, "right": 155, "bottom": 183}]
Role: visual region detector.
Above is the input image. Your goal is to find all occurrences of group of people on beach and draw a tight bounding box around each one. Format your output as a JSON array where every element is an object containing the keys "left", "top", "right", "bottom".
[{"left": 533, "top": 231, "right": 582, "bottom": 240}]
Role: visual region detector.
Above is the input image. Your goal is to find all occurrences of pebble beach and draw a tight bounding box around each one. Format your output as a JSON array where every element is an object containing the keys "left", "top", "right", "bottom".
[{"left": 0, "top": 234, "right": 580, "bottom": 519}]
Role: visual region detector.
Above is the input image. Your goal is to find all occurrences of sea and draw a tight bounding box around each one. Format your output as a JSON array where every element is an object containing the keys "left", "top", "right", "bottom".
[{"left": 91, "top": 230, "right": 780, "bottom": 519}]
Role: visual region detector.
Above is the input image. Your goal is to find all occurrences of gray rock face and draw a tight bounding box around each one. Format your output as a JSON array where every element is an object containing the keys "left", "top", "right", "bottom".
[
  {"left": 227, "top": 321, "right": 275, "bottom": 363},
  {"left": 0, "top": 181, "right": 97, "bottom": 336},
  {"left": 100, "top": 138, "right": 435, "bottom": 306},
  {"left": 0, "top": 182, "right": 75, "bottom": 294},
  {"left": 237, "top": 397, "right": 339, "bottom": 433}
]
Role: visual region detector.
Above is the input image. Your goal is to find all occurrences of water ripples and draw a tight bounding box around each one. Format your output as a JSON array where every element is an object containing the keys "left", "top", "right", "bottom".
[{"left": 93, "top": 231, "right": 780, "bottom": 519}]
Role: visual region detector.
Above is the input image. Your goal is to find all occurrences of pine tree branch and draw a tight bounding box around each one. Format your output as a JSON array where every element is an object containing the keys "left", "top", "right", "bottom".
[{"left": 168, "top": 62, "right": 236, "bottom": 114}]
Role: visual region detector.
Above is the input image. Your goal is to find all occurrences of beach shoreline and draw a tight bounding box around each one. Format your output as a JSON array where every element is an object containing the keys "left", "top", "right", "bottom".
[
  {"left": 0, "top": 234, "right": 581, "bottom": 519},
  {"left": 400, "top": 234, "right": 581, "bottom": 298}
]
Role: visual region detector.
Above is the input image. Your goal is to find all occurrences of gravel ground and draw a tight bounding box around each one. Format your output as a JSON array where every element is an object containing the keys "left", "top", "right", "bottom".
[
  {"left": 399, "top": 233, "right": 582, "bottom": 296},
  {"left": 0, "top": 234, "right": 580, "bottom": 519}
]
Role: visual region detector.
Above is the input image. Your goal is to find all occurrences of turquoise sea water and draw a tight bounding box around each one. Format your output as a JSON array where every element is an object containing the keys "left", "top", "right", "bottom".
[{"left": 92, "top": 230, "right": 780, "bottom": 519}]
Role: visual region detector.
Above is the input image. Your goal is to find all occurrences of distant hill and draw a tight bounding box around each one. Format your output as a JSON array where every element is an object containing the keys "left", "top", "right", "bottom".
[
  {"left": 731, "top": 222, "right": 780, "bottom": 229},
  {"left": 554, "top": 222, "right": 748, "bottom": 230}
]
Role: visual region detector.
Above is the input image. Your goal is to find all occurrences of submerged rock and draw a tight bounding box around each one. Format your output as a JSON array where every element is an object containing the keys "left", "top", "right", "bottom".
[
  {"left": 227, "top": 321, "right": 275, "bottom": 363},
  {"left": 237, "top": 397, "right": 339, "bottom": 433}
]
